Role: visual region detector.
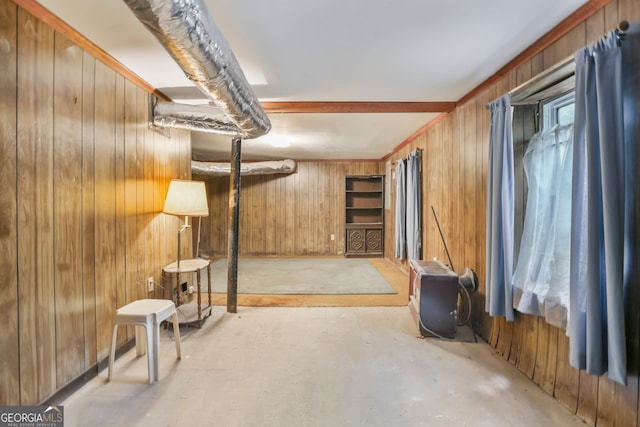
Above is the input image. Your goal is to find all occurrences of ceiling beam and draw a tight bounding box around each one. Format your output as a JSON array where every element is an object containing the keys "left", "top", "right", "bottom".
[{"left": 261, "top": 101, "right": 456, "bottom": 114}]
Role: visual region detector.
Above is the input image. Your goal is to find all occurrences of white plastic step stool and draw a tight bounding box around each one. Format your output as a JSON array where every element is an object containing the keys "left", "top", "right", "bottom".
[{"left": 108, "top": 299, "right": 181, "bottom": 384}]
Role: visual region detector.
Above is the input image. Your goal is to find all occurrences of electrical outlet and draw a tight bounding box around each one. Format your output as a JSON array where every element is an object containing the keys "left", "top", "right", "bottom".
[
  {"left": 330, "top": 234, "right": 335, "bottom": 241},
  {"left": 147, "top": 277, "right": 154, "bottom": 293}
]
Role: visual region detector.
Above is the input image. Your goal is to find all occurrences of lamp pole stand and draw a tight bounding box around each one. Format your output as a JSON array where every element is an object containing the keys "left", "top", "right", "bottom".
[
  {"left": 196, "top": 216, "right": 202, "bottom": 258},
  {"left": 177, "top": 216, "right": 190, "bottom": 270}
]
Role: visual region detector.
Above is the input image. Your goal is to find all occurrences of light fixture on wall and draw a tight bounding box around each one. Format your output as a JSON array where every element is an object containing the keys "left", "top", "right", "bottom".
[{"left": 163, "top": 179, "right": 209, "bottom": 268}]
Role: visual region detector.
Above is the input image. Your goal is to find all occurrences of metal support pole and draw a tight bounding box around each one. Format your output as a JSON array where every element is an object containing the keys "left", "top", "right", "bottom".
[{"left": 227, "top": 137, "right": 242, "bottom": 313}]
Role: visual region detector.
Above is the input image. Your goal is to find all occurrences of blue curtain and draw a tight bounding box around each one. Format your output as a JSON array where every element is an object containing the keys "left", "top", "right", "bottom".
[
  {"left": 568, "top": 27, "right": 637, "bottom": 385},
  {"left": 485, "top": 94, "right": 515, "bottom": 321},
  {"left": 406, "top": 151, "right": 422, "bottom": 260},
  {"left": 395, "top": 160, "right": 406, "bottom": 259}
]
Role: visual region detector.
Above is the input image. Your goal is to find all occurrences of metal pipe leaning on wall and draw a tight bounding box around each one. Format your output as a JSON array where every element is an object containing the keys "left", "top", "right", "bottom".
[
  {"left": 123, "top": 0, "right": 271, "bottom": 139},
  {"left": 191, "top": 159, "right": 297, "bottom": 176}
]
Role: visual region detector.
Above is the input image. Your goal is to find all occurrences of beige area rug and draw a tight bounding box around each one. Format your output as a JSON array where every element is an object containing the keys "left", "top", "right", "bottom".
[{"left": 204, "top": 258, "right": 397, "bottom": 295}]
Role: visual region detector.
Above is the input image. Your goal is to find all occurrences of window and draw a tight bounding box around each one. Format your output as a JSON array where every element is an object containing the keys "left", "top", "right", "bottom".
[
  {"left": 542, "top": 92, "right": 575, "bottom": 129},
  {"left": 511, "top": 91, "right": 575, "bottom": 329}
]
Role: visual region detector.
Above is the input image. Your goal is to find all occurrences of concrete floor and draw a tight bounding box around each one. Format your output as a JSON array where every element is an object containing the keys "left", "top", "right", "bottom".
[{"left": 61, "top": 306, "right": 584, "bottom": 427}]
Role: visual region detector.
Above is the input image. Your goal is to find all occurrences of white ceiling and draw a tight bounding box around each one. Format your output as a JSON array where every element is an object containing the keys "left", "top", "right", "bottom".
[{"left": 38, "top": 0, "right": 587, "bottom": 160}]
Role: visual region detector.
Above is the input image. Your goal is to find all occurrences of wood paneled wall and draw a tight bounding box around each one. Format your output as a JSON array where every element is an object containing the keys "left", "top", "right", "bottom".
[
  {"left": 195, "top": 161, "right": 383, "bottom": 256},
  {"left": 0, "top": 1, "right": 191, "bottom": 405},
  {"left": 385, "top": 1, "right": 640, "bottom": 425}
]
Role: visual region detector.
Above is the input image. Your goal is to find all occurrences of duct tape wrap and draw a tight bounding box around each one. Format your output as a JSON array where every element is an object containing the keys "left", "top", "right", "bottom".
[
  {"left": 123, "top": 0, "right": 271, "bottom": 138},
  {"left": 153, "top": 101, "right": 241, "bottom": 136},
  {"left": 192, "top": 159, "right": 297, "bottom": 176}
]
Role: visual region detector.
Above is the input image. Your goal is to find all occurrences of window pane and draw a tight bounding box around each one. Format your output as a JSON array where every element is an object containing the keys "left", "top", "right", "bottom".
[{"left": 557, "top": 103, "right": 575, "bottom": 126}]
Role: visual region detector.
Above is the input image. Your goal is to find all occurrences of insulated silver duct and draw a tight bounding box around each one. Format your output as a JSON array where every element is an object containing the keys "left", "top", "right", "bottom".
[
  {"left": 123, "top": 0, "right": 271, "bottom": 138},
  {"left": 192, "top": 159, "right": 297, "bottom": 176},
  {"left": 153, "top": 101, "right": 240, "bottom": 136}
]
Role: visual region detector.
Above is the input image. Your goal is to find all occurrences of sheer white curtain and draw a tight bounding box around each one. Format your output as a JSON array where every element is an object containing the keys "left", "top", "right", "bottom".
[
  {"left": 512, "top": 124, "right": 573, "bottom": 329},
  {"left": 486, "top": 94, "right": 515, "bottom": 321},
  {"left": 395, "top": 160, "right": 406, "bottom": 259}
]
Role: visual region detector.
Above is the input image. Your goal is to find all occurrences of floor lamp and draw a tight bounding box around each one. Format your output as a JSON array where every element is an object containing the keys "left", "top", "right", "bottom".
[{"left": 163, "top": 179, "right": 209, "bottom": 269}]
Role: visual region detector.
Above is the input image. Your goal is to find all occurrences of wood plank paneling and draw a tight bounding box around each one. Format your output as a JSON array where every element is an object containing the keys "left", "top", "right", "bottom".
[
  {"left": 384, "top": 160, "right": 394, "bottom": 261},
  {"left": 170, "top": 131, "right": 180, "bottom": 260},
  {"left": 509, "top": 83, "right": 534, "bottom": 368},
  {"left": 135, "top": 88, "right": 148, "bottom": 300},
  {"left": 1, "top": 1, "right": 190, "bottom": 405},
  {"left": 10, "top": 0, "right": 168, "bottom": 101},
  {"left": 81, "top": 51, "right": 97, "bottom": 369},
  {"left": 517, "top": 314, "right": 538, "bottom": 379},
  {"left": 94, "top": 60, "right": 117, "bottom": 360},
  {"left": 143, "top": 98, "right": 156, "bottom": 299},
  {"left": 53, "top": 32, "right": 85, "bottom": 387},
  {"left": 473, "top": 85, "right": 495, "bottom": 340},
  {"left": 197, "top": 161, "right": 382, "bottom": 257},
  {"left": 604, "top": 1, "right": 620, "bottom": 36},
  {"left": 0, "top": 0, "right": 20, "bottom": 406},
  {"left": 424, "top": 127, "right": 438, "bottom": 261},
  {"left": 577, "top": 371, "right": 600, "bottom": 425},
  {"left": 114, "top": 75, "right": 127, "bottom": 339},
  {"left": 152, "top": 126, "right": 164, "bottom": 287},
  {"left": 555, "top": 332, "right": 580, "bottom": 412},
  {"left": 514, "top": 56, "right": 541, "bottom": 381},
  {"left": 265, "top": 175, "right": 277, "bottom": 255},
  {"left": 3, "top": 0, "right": 640, "bottom": 417},
  {"left": 238, "top": 173, "right": 251, "bottom": 255},
  {"left": 308, "top": 164, "right": 318, "bottom": 253},
  {"left": 447, "top": 110, "right": 460, "bottom": 271},
  {"left": 251, "top": 176, "right": 266, "bottom": 254},
  {"left": 180, "top": 127, "right": 191, "bottom": 179},
  {"left": 538, "top": 322, "right": 561, "bottom": 393},
  {"left": 597, "top": 379, "right": 617, "bottom": 426},
  {"left": 295, "top": 164, "right": 309, "bottom": 254},
  {"left": 17, "top": 7, "right": 56, "bottom": 404},
  {"left": 384, "top": 2, "right": 640, "bottom": 427},
  {"left": 123, "top": 80, "right": 139, "bottom": 339},
  {"left": 461, "top": 100, "right": 477, "bottom": 277},
  {"left": 123, "top": 80, "right": 137, "bottom": 300}
]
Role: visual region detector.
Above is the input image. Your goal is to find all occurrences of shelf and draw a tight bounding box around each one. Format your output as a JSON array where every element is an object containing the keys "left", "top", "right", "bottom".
[
  {"left": 345, "top": 175, "right": 384, "bottom": 258},
  {"left": 346, "top": 222, "right": 383, "bottom": 226},
  {"left": 162, "top": 259, "right": 212, "bottom": 328},
  {"left": 345, "top": 175, "right": 383, "bottom": 192},
  {"left": 346, "top": 212, "right": 382, "bottom": 223},
  {"left": 175, "top": 303, "right": 212, "bottom": 326},
  {"left": 345, "top": 251, "right": 383, "bottom": 259}
]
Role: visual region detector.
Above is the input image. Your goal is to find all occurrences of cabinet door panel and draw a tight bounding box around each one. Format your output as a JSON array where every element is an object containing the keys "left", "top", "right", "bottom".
[
  {"left": 365, "top": 229, "right": 382, "bottom": 252},
  {"left": 347, "top": 229, "right": 366, "bottom": 253}
]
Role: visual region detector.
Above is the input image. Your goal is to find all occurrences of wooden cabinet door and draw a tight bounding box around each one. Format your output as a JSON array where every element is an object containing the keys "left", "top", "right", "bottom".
[
  {"left": 347, "top": 228, "right": 366, "bottom": 253},
  {"left": 365, "top": 229, "right": 382, "bottom": 253}
]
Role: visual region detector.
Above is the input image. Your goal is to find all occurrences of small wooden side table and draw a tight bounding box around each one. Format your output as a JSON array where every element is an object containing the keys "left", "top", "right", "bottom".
[{"left": 162, "top": 258, "right": 212, "bottom": 327}]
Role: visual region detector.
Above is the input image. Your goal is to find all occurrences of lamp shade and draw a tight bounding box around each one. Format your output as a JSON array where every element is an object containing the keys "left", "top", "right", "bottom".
[{"left": 163, "top": 179, "right": 209, "bottom": 217}]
